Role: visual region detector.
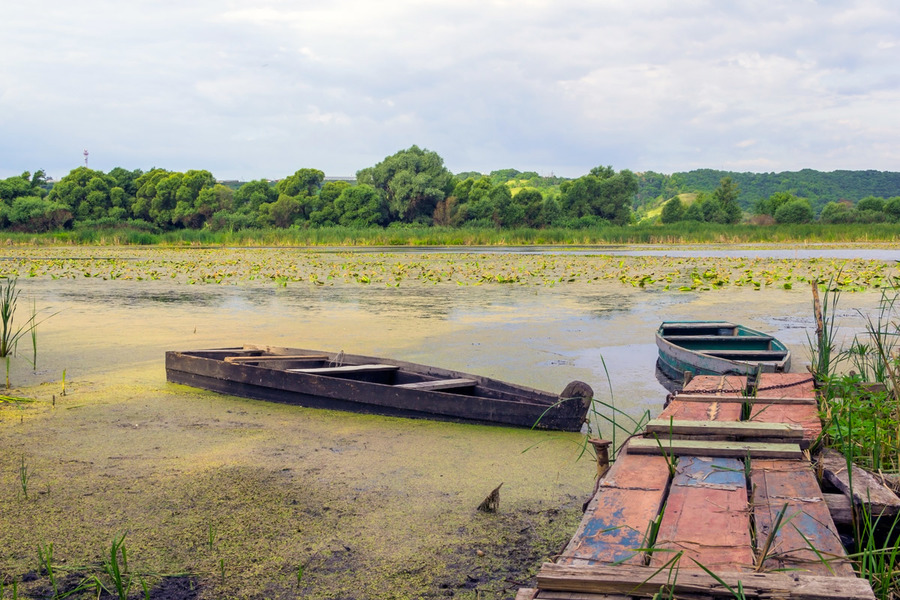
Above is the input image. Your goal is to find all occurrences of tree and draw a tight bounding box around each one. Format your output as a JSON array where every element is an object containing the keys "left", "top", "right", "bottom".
[
  {"left": 819, "top": 200, "right": 855, "bottom": 224},
  {"left": 660, "top": 197, "right": 684, "bottom": 224},
  {"left": 774, "top": 198, "right": 813, "bottom": 224},
  {"left": 264, "top": 194, "right": 302, "bottom": 228},
  {"left": 358, "top": 146, "right": 454, "bottom": 223},
  {"left": 514, "top": 189, "right": 545, "bottom": 228},
  {"left": 276, "top": 169, "right": 324, "bottom": 198},
  {"left": 755, "top": 191, "right": 797, "bottom": 217},
  {"left": 333, "top": 184, "right": 387, "bottom": 228},
  {"left": 0, "top": 196, "right": 72, "bottom": 231},
  {"left": 558, "top": 167, "right": 637, "bottom": 225},
  {"left": 884, "top": 197, "right": 900, "bottom": 222},
  {"left": 46, "top": 167, "right": 117, "bottom": 220},
  {"left": 683, "top": 201, "right": 704, "bottom": 222},
  {"left": 856, "top": 196, "right": 884, "bottom": 212},
  {"left": 712, "top": 177, "right": 742, "bottom": 223}
]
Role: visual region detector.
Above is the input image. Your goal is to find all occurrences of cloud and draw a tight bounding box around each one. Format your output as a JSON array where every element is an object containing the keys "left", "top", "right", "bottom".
[{"left": 2, "top": 0, "right": 900, "bottom": 180}]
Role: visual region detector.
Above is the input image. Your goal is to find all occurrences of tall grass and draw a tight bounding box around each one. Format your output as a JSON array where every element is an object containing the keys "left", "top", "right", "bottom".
[
  {"left": 0, "top": 277, "right": 55, "bottom": 386},
  {"left": 819, "top": 290, "right": 900, "bottom": 471},
  {"left": 2, "top": 222, "right": 900, "bottom": 247},
  {"left": 815, "top": 289, "right": 900, "bottom": 599}
]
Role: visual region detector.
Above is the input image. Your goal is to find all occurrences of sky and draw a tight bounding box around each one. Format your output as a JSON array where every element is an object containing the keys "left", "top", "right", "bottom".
[{"left": 1, "top": 0, "right": 899, "bottom": 181}]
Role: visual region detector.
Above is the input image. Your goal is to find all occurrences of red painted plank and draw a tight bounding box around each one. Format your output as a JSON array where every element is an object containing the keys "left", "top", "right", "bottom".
[
  {"left": 756, "top": 373, "right": 817, "bottom": 398},
  {"left": 682, "top": 375, "right": 747, "bottom": 395},
  {"left": 751, "top": 459, "right": 855, "bottom": 576},
  {"left": 558, "top": 444, "right": 670, "bottom": 566},
  {"left": 748, "top": 403, "right": 821, "bottom": 446},
  {"left": 651, "top": 456, "right": 754, "bottom": 571},
  {"left": 659, "top": 399, "right": 742, "bottom": 422}
]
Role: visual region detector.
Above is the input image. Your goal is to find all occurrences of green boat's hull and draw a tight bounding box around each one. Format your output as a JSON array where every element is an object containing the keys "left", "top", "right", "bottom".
[{"left": 656, "top": 321, "right": 791, "bottom": 380}]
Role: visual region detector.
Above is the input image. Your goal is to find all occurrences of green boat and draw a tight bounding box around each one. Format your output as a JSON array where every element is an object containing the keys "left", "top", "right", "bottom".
[{"left": 655, "top": 321, "right": 791, "bottom": 380}]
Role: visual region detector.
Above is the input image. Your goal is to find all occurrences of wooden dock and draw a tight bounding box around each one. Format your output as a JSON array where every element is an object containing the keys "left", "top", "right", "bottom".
[{"left": 518, "top": 373, "right": 881, "bottom": 600}]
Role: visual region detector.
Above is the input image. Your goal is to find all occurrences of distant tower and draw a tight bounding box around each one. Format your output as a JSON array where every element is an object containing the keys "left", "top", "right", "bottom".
[{"left": 83, "top": 149, "right": 89, "bottom": 168}]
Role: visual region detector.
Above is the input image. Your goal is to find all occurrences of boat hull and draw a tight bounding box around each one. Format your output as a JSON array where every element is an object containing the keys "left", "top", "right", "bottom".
[{"left": 166, "top": 345, "right": 593, "bottom": 432}]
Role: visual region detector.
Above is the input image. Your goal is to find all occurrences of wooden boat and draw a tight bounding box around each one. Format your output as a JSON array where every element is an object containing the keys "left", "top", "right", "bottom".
[
  {"left": 656, "top": 321, "right": 791, "bottom": 380},
  {"left": 165, "top": 344, "right": 593, "bottom": 432}
]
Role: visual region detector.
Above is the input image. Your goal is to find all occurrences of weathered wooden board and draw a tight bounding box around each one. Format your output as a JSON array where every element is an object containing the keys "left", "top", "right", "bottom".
[
  {"left": 536, "top": 563, "right": 877, "bottom": 600},
  {"left": 629, "top": 438, "right": 802, "bottom": 459},
  {"left": 658, "top": 398, "right": 742, "bottom": 421},
  {"left": 535, "top": 593, "right": 629, "bottom": 600},
  {"left": 818, "top": 448, "right": 900, "bottom": 519},
  {"left": 224, "top": 354, "right": 329, "bottom": 363},
  {"left": 755, "top": 372, "right": 817, "bottom": 398},
  {"left": 651, "top": 456, "right": 754, "bottom": 570},
  {"left": 394, "top": 378, "right": 476, "bottom": 391},
  {"left": 751, "top": 459, "right": 855, "bottom": 576},
  {"left": 674, "top": 393, "right": 817, "bottom": 405},
  {"left": 558, "top": 444, "right": 670, "bottom": 566},
  {"left": 645, "top": 418, "right": 803, "bottom": 438},
  {"left": 824, "top": 492, "right": 853, "bottom": 526},
  {"left": 288, "top": 364, "right": 401, "bottom": 374},
  {"left": 748, "top": 402, "right": 821, "bottom": 447}
]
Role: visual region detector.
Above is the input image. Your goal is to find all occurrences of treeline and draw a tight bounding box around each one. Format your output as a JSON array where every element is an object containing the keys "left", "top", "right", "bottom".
[
  {"left": 636, "top": 169, "right": 900, "bottom": 213},
  {"left": 2, "top": 146, "right": 900, "bottom": 234},
  {"left": 0, "top": 147, "right": 637, "bottom": 233}
]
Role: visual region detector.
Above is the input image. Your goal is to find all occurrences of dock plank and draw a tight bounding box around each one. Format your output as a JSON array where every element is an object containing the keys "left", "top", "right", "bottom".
[
  {"left": 748, "top": 402, "right": 821, "bottom": 447},
  {"left": 629, "top": 438, "right": 802, "bottom": 459},
  {"left": 658, "top": 398, "right": 742, "bottom": 421},
  {"left": 818, "top": 448, "right": 900, "bottom": 519},
  {"left": 645, "top": 418, "right": 803, "bottom": 439},
  {"left": 536, "top": 563, "right": 877, "bottom": 600},
  {"left": 558, "top": 443, "right": 670, "bottom": 566},
  {"left": 682, "top": 375, "right": 747, "bottom": 395},
  {"left": 750, "top": 459, "right": 855, "bottom": 576},
  {"left": 756, "top": 373, "right": 817, "bottom": 397},
  {"left": 651, "top": 456, "right": 754, "bottom": 570},
  {"left": 674, "top": 394, "right": 816, "bottom": 405}
]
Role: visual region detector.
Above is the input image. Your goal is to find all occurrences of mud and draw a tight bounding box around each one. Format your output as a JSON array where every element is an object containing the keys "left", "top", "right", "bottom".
[{"left": 1, "top": 248, "right": 893, "bottom": 599}]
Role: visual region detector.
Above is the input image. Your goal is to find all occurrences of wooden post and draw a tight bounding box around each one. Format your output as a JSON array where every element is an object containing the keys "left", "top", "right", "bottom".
[
  {"left": 588, "top": 438, "right": 612, "bottom": 479},
  {"left": 812, "top": 280, "right": 824, "bottom": 351}
]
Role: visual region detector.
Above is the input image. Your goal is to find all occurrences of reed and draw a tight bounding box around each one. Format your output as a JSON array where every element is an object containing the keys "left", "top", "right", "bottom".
[
  {"left": 37, "top": 543, "right": 58, "bottom": 599},
  {"left": 0, "top": 277, "right": 56, "bottom": 386},
  {"left": 6, "top": 221, "right": 900, "bottom": 247},
  {"left": 105, "top": 534, "right": 133, "bottom": 600}
]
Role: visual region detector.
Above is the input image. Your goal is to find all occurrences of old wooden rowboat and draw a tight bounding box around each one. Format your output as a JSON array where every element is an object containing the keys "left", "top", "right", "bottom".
[
  {"left": 656, "top": 321, "right": 791, "bottom": 379},
  {"left": 165, "top": 344, "right": 594, "bottom": 432}
]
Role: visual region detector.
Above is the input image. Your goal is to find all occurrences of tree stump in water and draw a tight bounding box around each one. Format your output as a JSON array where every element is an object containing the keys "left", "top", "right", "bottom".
[{"left": 477, "top": 483, "right": 503, "bottom": 513}]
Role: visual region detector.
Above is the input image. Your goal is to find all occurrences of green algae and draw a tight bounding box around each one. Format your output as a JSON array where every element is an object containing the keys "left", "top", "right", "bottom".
[{"left": 1, "top": 370, "right": 591, "bottom": 599}]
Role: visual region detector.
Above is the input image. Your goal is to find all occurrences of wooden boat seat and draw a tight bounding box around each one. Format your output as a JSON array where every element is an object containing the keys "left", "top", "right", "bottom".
[
  {"left": 664, "top": 335, "right": 773, "bottom": 343},
  {"left": 225, "top": 354, "right": 329, "bottom": 363},
  {"left": 699, "top": 350, "right": 788, "bottom": 360},
  {"left": 395, "top": 378, "right": 477, "bottom": 391},
  {"left": 288, "top": 364, "right": 401, "bottom": 375}
]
